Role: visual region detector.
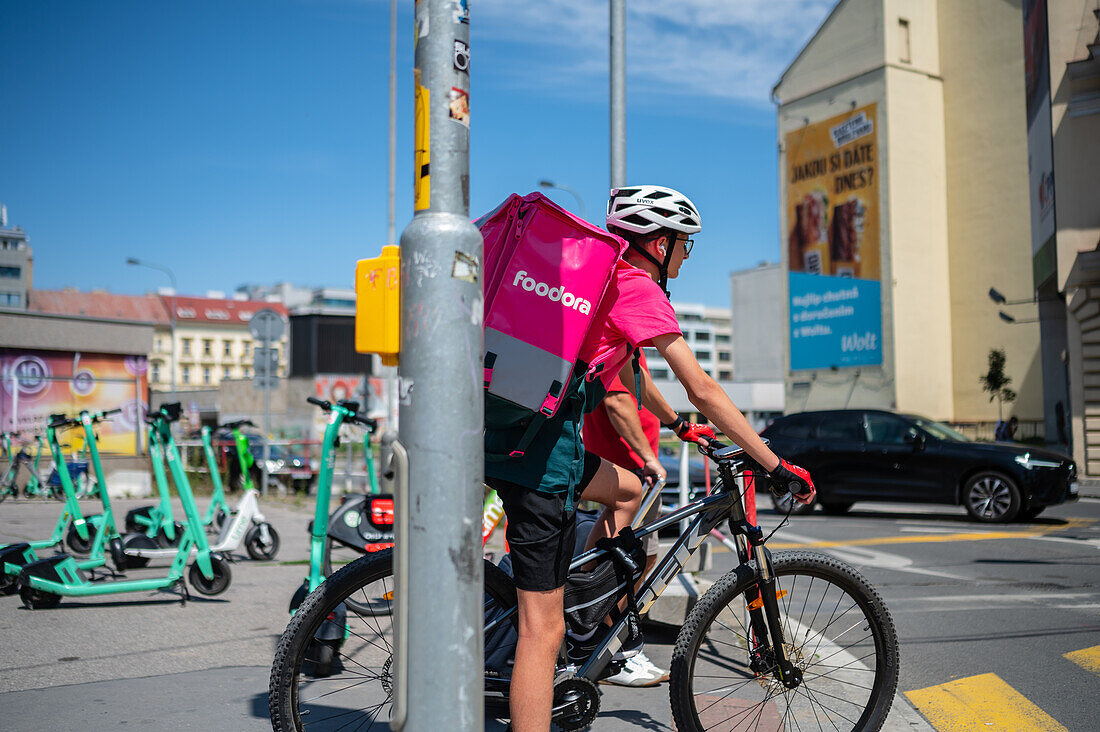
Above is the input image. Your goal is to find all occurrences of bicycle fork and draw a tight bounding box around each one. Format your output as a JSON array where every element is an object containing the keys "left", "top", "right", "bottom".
[{"left": 726, "top": 469, "right": 802, "bottom": 691}]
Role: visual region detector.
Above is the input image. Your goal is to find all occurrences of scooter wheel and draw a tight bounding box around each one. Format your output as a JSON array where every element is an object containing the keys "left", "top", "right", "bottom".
[
  {"left": 155, "top": 522, "right": 185, "bottom": 548},
  {"left": 189, "top": 554, "right": 232, "bottom": 596},
  {"left": 244, "top": 523, "right": 280, "bottom": 561},
  {"left": 0, "top": 573, "right": 18, "bottom": 596},
  {"left": 121, "top": 533, "right": 159, "bottom": 569},
  {"left": 66, "top": 522, "right": 98, "bottom": 555},
  {"left": 20, "top": 585, "right": 61, "bottom": 610}
]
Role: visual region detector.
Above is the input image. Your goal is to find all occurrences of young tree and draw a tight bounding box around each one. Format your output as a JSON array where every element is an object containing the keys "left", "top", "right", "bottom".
[{"left": 979, "top": 348, "right": 1017, "bottom": 420}]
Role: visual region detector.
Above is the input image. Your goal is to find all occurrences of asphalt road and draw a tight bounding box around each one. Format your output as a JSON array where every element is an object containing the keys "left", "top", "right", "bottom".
[{"left": 1, "top": 493, "right": 1097, "bottom": 730}]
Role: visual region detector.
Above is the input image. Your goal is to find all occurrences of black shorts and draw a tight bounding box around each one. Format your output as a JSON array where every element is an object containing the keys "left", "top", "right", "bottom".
[{"left": 490, "top": 451, "right": 601, "bottom": 592}]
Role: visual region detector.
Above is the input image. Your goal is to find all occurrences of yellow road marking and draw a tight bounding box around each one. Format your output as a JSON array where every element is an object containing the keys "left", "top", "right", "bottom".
[
  {"left": 1064, "top": 644, "right": 1100, "bottom": 676},
  {"left": 761, "top": 518, "right": 1093, "bottom": 550},
  {"left": 905, "top": 673, "right": 1067, "bottom": 731}
]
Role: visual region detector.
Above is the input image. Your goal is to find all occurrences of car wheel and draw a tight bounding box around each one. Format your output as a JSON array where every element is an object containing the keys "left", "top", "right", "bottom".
[
  {"left": 963, "top": 472, "right": 1021, "bottom": 523},
  {"left": 770, "top": 490, "right": 814, "bottom": 515},
  {"left": 819, "top": 501, "right": 853, "bottom": 515}
]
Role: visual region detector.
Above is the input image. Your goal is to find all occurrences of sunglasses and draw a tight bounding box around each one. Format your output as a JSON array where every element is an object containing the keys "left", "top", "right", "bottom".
[{"left": 678, "top": 237, "right": 694, "bottom": 256}]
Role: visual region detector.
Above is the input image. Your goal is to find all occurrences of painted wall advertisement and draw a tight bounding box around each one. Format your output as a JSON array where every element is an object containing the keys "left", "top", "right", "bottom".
[
  {"left": 1023, "top": 0, "right": 1056, "bottom": 283},
  {"left": 0, "top": 349, "right": 148, "bottom": 454},
  {"left": 785, "top": 104, "right": 883, "bottom": 370}
]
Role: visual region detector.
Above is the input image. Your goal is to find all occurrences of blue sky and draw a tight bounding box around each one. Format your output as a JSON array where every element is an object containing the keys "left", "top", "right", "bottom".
[{"left": 1, "top": 0, "right": 833, "bottom": 308}]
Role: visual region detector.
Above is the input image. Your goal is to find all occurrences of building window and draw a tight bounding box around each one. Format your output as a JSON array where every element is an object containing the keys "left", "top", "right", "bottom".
[
  {"left": 243, "top": 366, "right": 252, "bottom": 378},
  {"left": 223, "top": 366, "right": 232, "bottom": 379},
  {"left": 719, "top": 370, "right": 732, "bottom": 380},
  {"left": 203, "top": 339, "right": 213, "bottom": 357},
  {"left": 203, "top": 367, "right": 212, "bottom": 385},
  {"left": 182, "top": 338, "right": 192, "bottom": 355},
  {"left": 0, "top": 265, "right": 20, "bottom": 278},
  {"left": 715, "top": 333, "right": 730, "bottom": 344},
  {"left": 718, "top": 352, "right": 731, "bottom": 362},
  {"left": 650, "top": 368, "right": 670, "bottom": 379},
  {"left": 243, "top": 340, "right": 252, "bottom": 358},
  {"left": 695, "top": 350, "right": 712, "bottom": 361},
  {"left": 223, "top": 340, "right": 233, "bottom": 357},
  {"left": 695, "top": 331, "right": 711, "bottom": 342},
  {"left": 182, "top": 365, "right": 191, "bottom": 384},
  {"left": 151, "top": 362, "right": 161, "bottom": 383},
  {"left": 0, "top": 292, "right": 21, "bottom": 307},
  {"left": 898, "top": 18, "right": 911, "bottom": 64}
]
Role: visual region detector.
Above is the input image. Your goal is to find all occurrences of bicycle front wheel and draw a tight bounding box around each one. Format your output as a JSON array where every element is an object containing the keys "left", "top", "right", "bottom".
[
  {"left": 670, "top": 551, "right": 899, "bottom": 732},
  {"left": 269, "top": 549, "right": 517, "bottom": 732}
]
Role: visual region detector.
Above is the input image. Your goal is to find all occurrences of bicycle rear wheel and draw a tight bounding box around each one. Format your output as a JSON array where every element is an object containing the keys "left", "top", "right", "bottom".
[
  {"left": 670, "top": 551, "right": 899, "bottom": 732},
  {"left": 269, "top": 549, "right": 517, "bottom": 732}
]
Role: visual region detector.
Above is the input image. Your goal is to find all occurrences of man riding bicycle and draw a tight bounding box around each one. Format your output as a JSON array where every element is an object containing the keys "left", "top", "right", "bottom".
[{"left": 484, "top": 184, "right": 816, "bottom": 732}]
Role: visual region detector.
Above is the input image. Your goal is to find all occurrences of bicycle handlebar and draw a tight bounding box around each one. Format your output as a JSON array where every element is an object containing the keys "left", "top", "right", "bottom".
[
  {"left": 219, "top": 419, "right": 255, "bottom": 430},
  {"left": 305, "top": 397, "right": 377, "bottom": 431}
]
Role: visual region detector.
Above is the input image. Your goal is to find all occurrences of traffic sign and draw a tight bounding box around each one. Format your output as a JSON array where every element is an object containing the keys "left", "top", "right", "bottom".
[{"left": 248, "top": 308, "right": 285, "bottom": 342}]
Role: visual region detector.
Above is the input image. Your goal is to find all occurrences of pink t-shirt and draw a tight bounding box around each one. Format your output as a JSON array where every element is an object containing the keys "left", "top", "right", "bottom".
[{"left": 579, "top": 261, "right": 682, "bottom": 388}]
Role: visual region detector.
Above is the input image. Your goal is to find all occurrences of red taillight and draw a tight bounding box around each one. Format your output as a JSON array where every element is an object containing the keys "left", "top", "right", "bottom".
[
  {"left": 371, "top": 498, "right": 394, "bottom": 525},
  {"left": 365, "top": 542, "right": 394, "bottom": 552}
]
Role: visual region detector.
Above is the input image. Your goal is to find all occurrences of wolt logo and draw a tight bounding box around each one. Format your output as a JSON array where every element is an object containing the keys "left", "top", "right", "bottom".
[{"left": 511, "top": 270, "right": 592, "bottom": 314}]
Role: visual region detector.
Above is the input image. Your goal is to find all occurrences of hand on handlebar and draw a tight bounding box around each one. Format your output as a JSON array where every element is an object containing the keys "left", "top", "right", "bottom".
[
  {"left": 766, "top": 459, "right": 816, "bottom": 505},
  {"left": 641, "top": 457, "right": 666, "bottom": 486},
  {"left": 674, "top": 420, "right": 716, "bottom": 445}
]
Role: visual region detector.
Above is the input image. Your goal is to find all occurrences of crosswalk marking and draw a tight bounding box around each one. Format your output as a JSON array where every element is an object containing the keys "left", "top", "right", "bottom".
[
  {"left": 1064, "top": 644, "right": 1100, "bottom": 675},
  {"left": 905, "top": 673, "right": 1067, "bottom": 731}
]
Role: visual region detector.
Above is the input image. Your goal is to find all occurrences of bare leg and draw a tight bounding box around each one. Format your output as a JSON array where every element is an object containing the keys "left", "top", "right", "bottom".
[
  {"left": 510, "top": 586, "right": 566, "bottom": 732},
  {"left": 578, "top": 458, "right": 643, "bottom": 553}
]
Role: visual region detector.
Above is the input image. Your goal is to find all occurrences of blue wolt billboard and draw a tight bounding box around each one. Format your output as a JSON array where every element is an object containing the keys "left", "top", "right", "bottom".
[{"left": 789, "top": 272, "right": 882, "bottom": 371}]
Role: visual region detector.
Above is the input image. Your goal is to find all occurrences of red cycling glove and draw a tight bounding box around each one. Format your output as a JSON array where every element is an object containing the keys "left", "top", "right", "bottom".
[
  {"left": 766, "top": 459, "right": 816, "bottom": 505},
  {"left": 664, "top": 417, "right": 716, "bottom": 445}
]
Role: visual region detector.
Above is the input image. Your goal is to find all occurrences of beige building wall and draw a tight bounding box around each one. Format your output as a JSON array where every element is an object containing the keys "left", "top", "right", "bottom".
[
  {"left": 883, "top": 64, "right": 953, "bottom": 418},
  {"left": 150, "top": 325, "right": 288, "bottom": 391},
  {"left": 935, "top": 0, "right": 1043, "bottom": 422},
  {"left": 776, "top": 0, "right": 1043, "bottom": 425}
]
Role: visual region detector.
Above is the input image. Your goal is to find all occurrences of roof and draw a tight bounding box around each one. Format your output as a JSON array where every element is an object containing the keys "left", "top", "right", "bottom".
[
  {"left": 165, "top": 295, "right": 287, "bottom": 326},
  {"left": 29, "top": 289, "right": 170, "bottom": 324},
  {"left": 28, "top": 289, "right": 289, "bottom": 328},
  {"left": 772, "top": 0, "right": 850, "bottom": 100}
]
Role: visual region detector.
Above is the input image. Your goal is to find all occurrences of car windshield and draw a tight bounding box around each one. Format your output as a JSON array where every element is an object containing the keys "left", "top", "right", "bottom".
[{"left": 908, "top": 416, "right": 970, "bottom": 442}]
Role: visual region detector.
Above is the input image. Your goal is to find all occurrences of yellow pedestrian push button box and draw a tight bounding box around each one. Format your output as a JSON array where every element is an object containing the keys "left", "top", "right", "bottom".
[{"left": 355, "top": 245, "right": 400, "bottom": 366}]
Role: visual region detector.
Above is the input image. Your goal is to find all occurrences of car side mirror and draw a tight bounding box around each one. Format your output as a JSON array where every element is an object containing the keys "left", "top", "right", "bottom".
[{"left": 904, "top": 432, "right": 926, "bottom": 451}]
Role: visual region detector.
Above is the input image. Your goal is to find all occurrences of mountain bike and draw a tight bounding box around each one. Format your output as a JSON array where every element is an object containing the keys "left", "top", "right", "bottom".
[{"left": 269, "top": 439, "right": 899, "bottom": 731}]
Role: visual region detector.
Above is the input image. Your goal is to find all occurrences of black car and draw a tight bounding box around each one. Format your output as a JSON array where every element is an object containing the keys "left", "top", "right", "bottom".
[{"left": 760, "top": 409, "right": 1078, "bottom": 522}]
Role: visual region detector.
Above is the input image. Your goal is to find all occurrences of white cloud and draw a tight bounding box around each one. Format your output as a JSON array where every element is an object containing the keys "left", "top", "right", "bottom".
[{"left": 474, "top": 0, "right": 836, "bottom": 107}]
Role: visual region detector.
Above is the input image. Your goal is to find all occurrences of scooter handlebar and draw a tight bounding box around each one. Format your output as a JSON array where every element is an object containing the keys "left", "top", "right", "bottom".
[{"left": 307, "top": 397, "right": 331, "bottom": 410}]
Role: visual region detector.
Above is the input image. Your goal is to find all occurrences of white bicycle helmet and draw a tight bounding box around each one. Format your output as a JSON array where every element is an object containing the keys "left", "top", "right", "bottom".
[{"left": 606, "top": 185, "right": 702, "bottom": 236}]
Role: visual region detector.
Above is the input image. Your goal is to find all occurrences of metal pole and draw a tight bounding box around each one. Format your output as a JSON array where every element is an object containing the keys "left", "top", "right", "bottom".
[
  {"left": 679, "top": 439, "right": 691, "bottom": 536},
  {"left": 262, "top": 340, "right": 270, "bottom": 496},
  {"left": 394, "top": 0, "right": 483, "bottom": 728},
  {"left": 610, "top": 0, "right": 626, "bottom": 188},
  {"left": 388, "top": 0, "right": 397, "bottom": 247}
]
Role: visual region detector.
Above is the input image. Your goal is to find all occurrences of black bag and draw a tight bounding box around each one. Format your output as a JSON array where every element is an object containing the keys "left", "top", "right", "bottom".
[{"left": 562, "top": 527, "right": 645, "bottom": 638}]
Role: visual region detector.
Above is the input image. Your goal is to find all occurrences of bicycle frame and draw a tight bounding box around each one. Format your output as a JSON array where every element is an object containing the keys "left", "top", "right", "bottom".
[{"left": 488, "top": 445, "right": 795, "bottom": 688}]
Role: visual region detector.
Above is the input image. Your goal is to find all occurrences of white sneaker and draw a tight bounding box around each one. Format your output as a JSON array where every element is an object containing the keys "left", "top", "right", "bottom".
[{"left": 600, "top": 651, "right": 669, "bottom": 687}]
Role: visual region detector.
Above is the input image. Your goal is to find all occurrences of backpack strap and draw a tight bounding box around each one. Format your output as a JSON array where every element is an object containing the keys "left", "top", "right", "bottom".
[
  {"left": 594, "top": 528, "right": 643, "bottom": 642},
  {"left": 484, "top": 413, "right": 547, "bottom": 462},
  {"left": 631, "top": 347, "right": 644, "bottom": 412}
]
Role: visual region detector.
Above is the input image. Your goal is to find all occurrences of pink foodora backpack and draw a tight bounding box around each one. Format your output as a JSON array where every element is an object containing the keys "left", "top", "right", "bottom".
[{"left": 479, "top": 192, "right": 627, "bottom": 458}]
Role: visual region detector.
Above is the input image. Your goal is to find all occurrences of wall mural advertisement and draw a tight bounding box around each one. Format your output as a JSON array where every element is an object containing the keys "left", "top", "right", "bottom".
[
  {"left": 789, "top": 273, "right": 882, "bottom": 371},
  {"left": 785, "top": 104, "right": 883, "bottom": 370},
  {"left": 0, "top": 349, "right": 148, "bottom": 454},
  {"left": 1022, "top": 0, "right": 1056, "bottom": 282}
]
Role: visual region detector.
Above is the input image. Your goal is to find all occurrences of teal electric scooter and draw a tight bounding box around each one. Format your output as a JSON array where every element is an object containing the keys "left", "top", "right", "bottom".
[
  {"left": 15, "top": 403, "right": 232, "bottom": 609},
  {"left": 0, "top": 412, "right": 122, "bottom": 593}
]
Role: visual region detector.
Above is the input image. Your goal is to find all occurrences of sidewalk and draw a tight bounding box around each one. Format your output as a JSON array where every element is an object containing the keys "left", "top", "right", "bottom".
[{"left": 1078, "top": 478, "right": 1100, "bottom": 500}]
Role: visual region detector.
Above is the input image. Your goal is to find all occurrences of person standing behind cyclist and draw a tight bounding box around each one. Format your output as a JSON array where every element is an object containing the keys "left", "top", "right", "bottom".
[
  {"left": 580, "top": 349, "right": 671, "bottom": 687},
  {"left": 484, "top": 184, "right": 816, "bottom": 732}
]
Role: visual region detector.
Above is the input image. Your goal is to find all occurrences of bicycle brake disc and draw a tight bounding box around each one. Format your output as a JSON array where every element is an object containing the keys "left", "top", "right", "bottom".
[{"left": 551, "top": 676, "right": 600, "bottom": 731}]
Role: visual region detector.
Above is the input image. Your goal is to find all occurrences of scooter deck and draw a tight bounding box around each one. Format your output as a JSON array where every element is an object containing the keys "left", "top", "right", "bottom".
[{"left": 19, "top": 553, "right": 184, "bottom": 596}]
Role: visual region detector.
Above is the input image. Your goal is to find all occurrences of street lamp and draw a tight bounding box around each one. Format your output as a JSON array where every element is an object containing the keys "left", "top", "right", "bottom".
[
  {"left": 538, "top": 179, "right": 588, "bottom": 221},
  {"left": 999, "top": 310, "right": 1039, "bottom": 324},
  {"left": 127, "top": 257, "right": 178, "bottom": 402}
]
